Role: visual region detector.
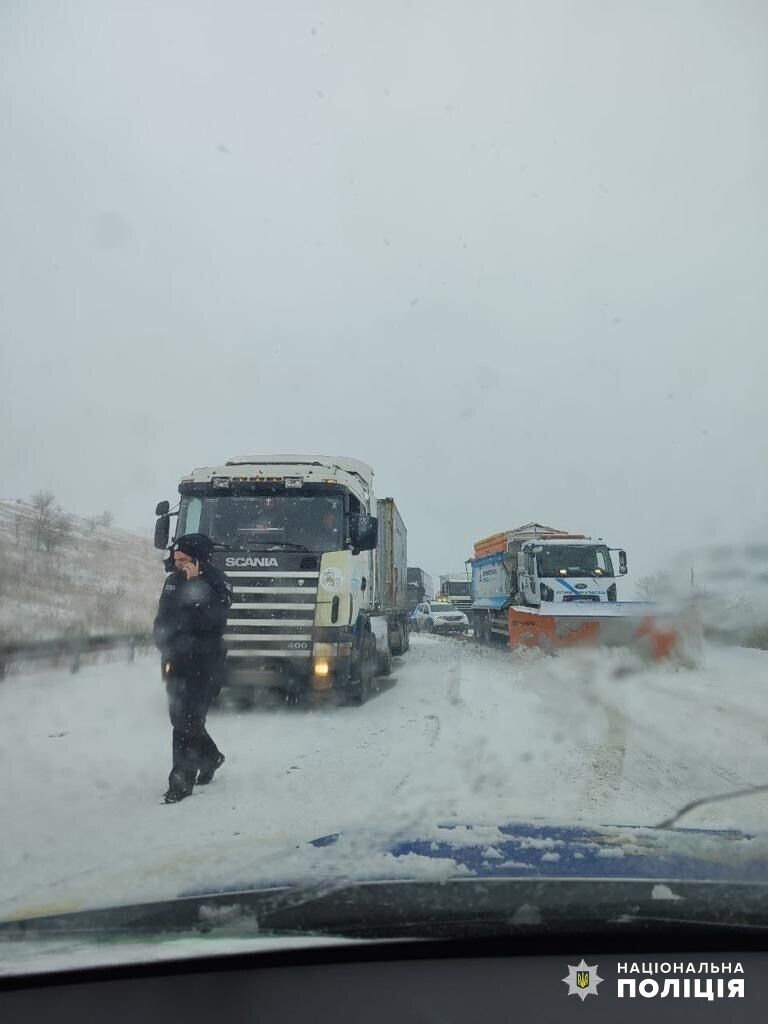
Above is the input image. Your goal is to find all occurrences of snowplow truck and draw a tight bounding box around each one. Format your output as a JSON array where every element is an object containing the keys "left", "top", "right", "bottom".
[
  {"left": 469, "top": 523, "right": 681, "bottom": 659},
  {"left": 154, "top": 454, "right": 409, "bottom": 704}
]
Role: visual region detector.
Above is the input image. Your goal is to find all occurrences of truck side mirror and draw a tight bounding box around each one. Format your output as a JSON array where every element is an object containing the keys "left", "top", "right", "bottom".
[
  {"left": 154, "top": 515, "right": 170, "bottom": 550},
  {"left": 618, "top": 550, "right": 628, "bottom": 575},
  {"left": 348, "top": 513, "right": 378, "bottom": 553},
  {"left": 155, "top": 500, "right": 170, "bottom": 516}
]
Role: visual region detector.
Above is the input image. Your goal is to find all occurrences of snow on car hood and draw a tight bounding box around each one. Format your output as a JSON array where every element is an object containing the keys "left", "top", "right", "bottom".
[
  {"left": 181, "top": 819, "right": 768, "bottom": 898},
  {"left": 4, "top": 819, "right": 766, "bottom": 934},
  {"left": 3, "top": 818, "right": 767, "bottom": 977}
]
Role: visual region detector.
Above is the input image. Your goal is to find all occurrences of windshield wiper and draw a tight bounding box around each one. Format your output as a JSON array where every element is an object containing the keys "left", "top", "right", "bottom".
[
  {"left": 261, "top": 542, "right": 311, "bottom": 552},
  {"left": 215, "top": 541, "right": 312, "bottom": 553},
  {"left": 655, "top": 782, "right": 768, "bottom": 829},
  {"left": 6, "top": 879, "right": 768, "bottom": 944}
]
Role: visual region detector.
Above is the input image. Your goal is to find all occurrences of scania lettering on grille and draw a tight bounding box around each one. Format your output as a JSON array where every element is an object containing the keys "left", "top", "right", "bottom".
[{"left": 225, "top": 556, "right": 280, "bottom": 568}]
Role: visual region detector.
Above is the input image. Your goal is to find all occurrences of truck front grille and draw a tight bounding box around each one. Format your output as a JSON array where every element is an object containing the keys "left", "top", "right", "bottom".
[{"left": 224, "top": 571, "right": 318, "bottom": 661}]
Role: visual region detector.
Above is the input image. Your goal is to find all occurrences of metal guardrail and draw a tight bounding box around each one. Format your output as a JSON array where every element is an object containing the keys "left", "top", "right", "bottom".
[{"left": 0, "top": 632, "right": 153, "bottom": 678}]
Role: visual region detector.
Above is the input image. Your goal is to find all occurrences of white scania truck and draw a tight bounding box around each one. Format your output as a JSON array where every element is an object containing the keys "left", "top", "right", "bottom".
[{"left": 154, "top": 454, "right": 408, "bottom": 704}]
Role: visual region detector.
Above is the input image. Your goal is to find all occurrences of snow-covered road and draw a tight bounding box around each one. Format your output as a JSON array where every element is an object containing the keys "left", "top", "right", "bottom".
[{"left": 2, "top": 635, "right": 768, "bottom": 920}]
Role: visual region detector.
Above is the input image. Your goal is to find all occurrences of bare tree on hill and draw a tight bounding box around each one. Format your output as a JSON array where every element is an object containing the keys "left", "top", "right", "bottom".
[
  {"left": 30, "top": 490, "right": 56, "bottom": 551},
  {"left": 41, "top": 511, "right": 74, "bottom": 551},
  {"left": 86, "top": 510, "right": 115, "bottom": 532},
  {"left": 28, "top": 491, "right": 75, "bottom": 551}
]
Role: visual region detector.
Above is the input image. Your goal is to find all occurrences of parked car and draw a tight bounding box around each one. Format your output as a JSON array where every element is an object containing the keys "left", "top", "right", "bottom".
[{"left": 413, "top": 601, "right": 469, "bottom": 634}]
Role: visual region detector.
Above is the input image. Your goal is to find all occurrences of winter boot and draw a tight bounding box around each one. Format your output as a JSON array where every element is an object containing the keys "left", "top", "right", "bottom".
[
  {"left": 197, "top": 752, "right": 225, "bottom": 786},
  {"left": 163, "top": 767, "right": 195, "bottom": 803},
  {"left": 162, "top": 786, "right": 192, "bottom": 804}
]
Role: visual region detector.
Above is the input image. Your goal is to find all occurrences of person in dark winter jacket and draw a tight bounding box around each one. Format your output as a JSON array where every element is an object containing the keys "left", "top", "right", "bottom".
[{"left": 153, "top": 533, "right": 232, "bottom": 804}]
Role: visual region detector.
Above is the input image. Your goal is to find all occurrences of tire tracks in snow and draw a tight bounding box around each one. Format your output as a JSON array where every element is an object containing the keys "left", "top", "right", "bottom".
[
  {"left": 392, "top": 714, "right": 441, "bottom": 795},
  {"left": 417, "top": 637, "right": 633, "bottom": 816},
  {"left": 590, "top": 664, "right": 767, "bottom": 822}
]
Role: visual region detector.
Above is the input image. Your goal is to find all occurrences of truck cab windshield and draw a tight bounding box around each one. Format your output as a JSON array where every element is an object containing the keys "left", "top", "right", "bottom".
[
  {"left": 536, "top": 545, "right": 614, "bottom": 578},
  {"left": 445, "top": 581, "right": 471, "bottom": 596},
  {"left": 179, "top": 495, "right": 344, "bottom": 553}
]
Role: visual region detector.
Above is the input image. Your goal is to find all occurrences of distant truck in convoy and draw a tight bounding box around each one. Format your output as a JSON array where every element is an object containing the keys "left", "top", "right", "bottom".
[
  {"left": 154, "top": 455, "right": 409, "bottom": 704},
  {"left": 439, "top": 573, "right": 472, "bottom": 613},
  {"left": 407, "top": 567, "right": 434, "bottom": 611}
]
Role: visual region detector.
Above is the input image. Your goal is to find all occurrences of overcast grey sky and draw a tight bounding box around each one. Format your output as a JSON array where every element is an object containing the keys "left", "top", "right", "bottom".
[{"left": 2, "top": 0, "right": 767, "bottom": 588}]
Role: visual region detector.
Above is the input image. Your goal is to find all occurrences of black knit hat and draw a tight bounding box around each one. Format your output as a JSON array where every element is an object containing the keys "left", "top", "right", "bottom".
[{"left": 173, "top": 533, "right": 215, "bottom": 563}]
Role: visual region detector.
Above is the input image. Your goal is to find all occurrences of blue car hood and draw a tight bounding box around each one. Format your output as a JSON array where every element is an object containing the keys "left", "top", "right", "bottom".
[{"left": 183, "top": 819, "right": 768, "bottom": 899}]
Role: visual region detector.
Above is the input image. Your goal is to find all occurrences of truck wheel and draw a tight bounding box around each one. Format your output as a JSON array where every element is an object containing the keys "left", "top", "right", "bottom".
[
  {"left": 360, "top": 635, "right": 376, "bottom": 700},
  {"left": 378, "top": 644, "right": 393, "bottom": 677},
  {"left": 476, "top": 614, "right": 490, "bottom": 645},
  {"left": 390, "top": 622, "right": 405, "bottom": 657},
  {"left": 349, "top": 633, "right": 375, "bottom": 705}
]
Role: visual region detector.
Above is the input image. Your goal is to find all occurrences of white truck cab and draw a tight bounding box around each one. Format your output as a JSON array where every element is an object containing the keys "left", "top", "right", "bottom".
[{"left": 518, "top": 537, "right": 627, "bottom": 605}]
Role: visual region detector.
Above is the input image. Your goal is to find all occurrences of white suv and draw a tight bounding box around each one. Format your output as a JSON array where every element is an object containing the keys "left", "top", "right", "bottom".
[{"left": 413, "top": 602, "right": 469, "bottom": 634}]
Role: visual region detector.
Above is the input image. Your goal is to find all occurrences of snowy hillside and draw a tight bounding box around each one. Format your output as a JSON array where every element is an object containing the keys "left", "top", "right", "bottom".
[{"left": 0, "top": 499, "right": 166, "bottom": 643}]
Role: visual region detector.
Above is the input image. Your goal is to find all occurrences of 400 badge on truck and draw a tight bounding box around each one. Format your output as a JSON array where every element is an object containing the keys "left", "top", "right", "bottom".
[{"left": 154, "top": 455, "right": 409, "bottom": 705}]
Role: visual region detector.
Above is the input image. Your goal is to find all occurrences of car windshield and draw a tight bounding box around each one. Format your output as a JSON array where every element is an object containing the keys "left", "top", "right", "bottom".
[
  {"left": 2, "top": 0, "right": 768, "bottom": 982},
  {"left": 536, "top": 545, "right": 615, "bottom": 578},
  {"left": 179, "top": 495, "right": 343, "bottom": 552}
]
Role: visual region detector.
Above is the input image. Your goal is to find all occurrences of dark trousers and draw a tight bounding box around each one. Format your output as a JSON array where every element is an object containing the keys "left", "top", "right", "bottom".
[{"left": 166, "top": 672, "right": 221, "bottom": 793}]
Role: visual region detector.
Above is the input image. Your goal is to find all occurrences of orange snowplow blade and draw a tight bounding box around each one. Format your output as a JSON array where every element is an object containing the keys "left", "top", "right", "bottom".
[{"left": 506, "top": 604, "right": 685, "bottom": 661}]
